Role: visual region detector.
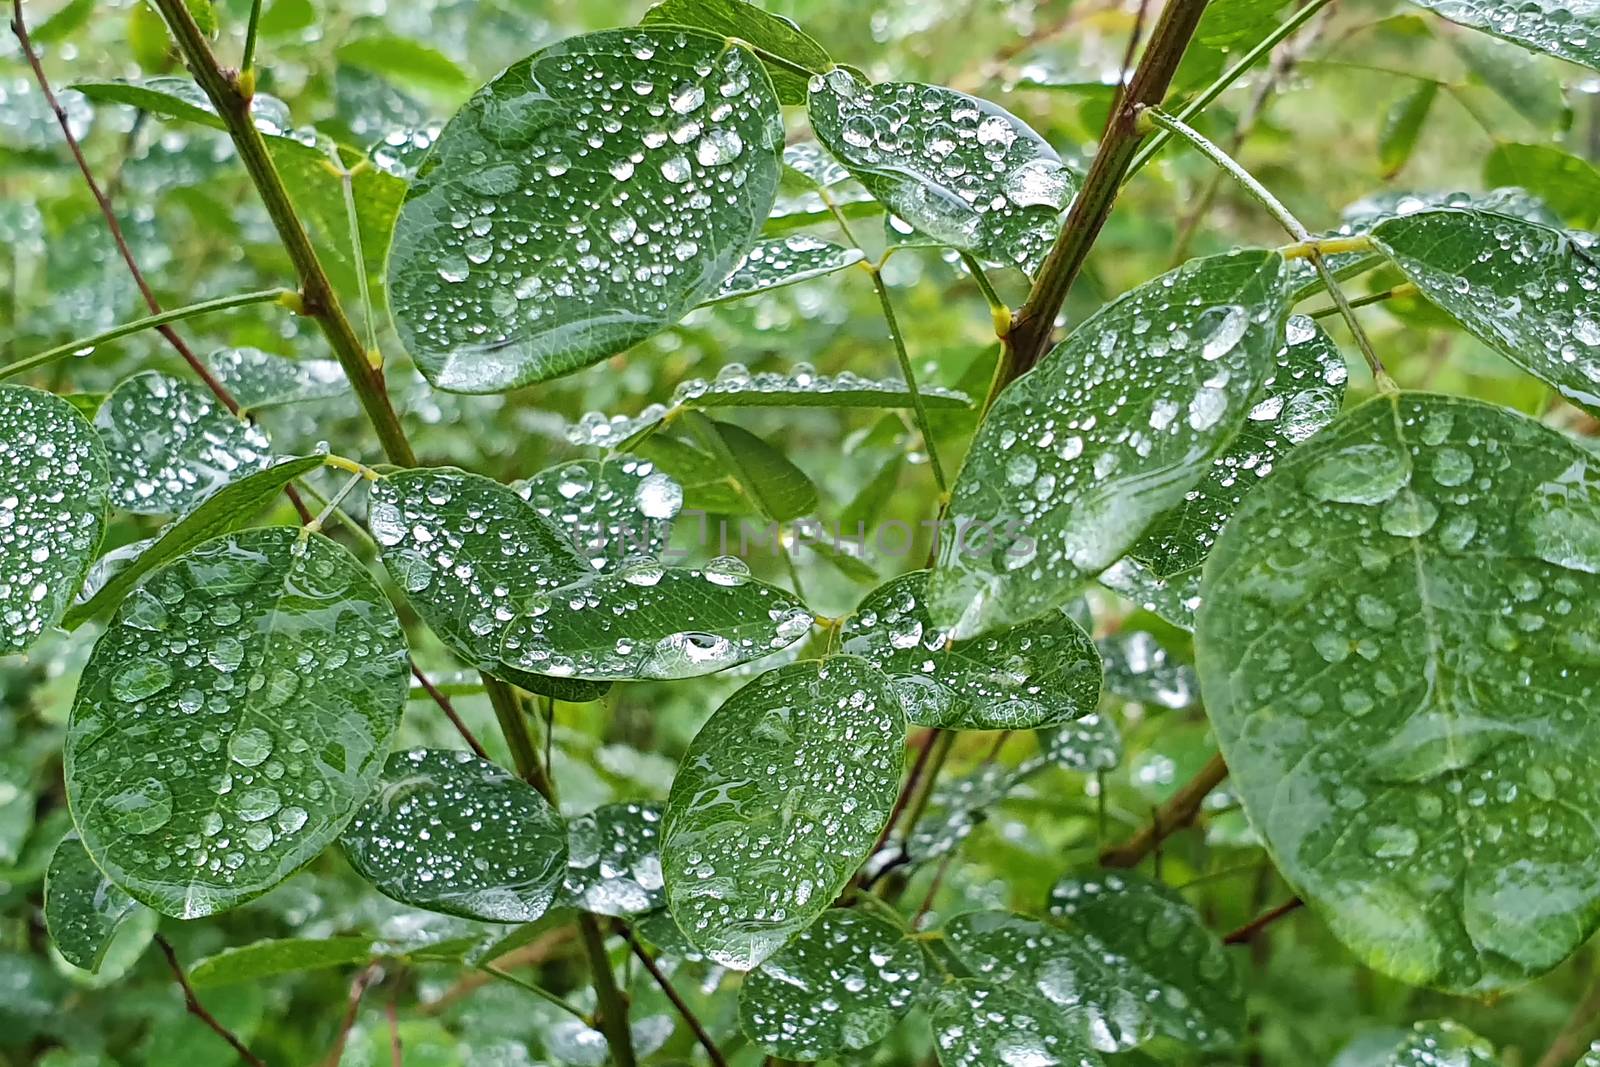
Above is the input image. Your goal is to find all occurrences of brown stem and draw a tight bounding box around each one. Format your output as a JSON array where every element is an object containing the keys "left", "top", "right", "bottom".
[
  {"left": 155, "top": 935, "right": 270, "bottom": 1067},
  {"left": 385, "top": 996, "right": 402, "bottom": 1067},
  {"left": 1537, "top": 968, "right": 1600, "bottom": 1067},
  {"left": 1100, "top": 752, "right": 1228, "bottom": 867},
  {"left": 1223, "top": 896, "right": 1304, "bottom": 944},
  {"left": 411, "top": 665, "right": 489, "bottom": 759},
  {"left": 620, "top": 926, "right": 729, "bottom": 1067},
  {"left": 318, "top": 961, "right": 383, "bottom": 1067}
]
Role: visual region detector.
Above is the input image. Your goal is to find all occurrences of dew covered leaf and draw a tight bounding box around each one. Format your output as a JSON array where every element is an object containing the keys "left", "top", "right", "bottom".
[
  {"left": 44, "top": 835, "right": 148, "bottom": 973},
  {"left": 1037, "top": 712, "right": 1123, "bottom": 772},
  {"left": 516, "top": 456, "right": 682, "bottom": 572},
  {"left": 1371, "top": 209, "right": 1600, "bottom": 415},
  {"left": 95, "top": 371, "right": 273, "bottom": 516},
  {"left": 704, "top": 235, "right": 865, "bottom": 303},
  {"left": 1402, "top": 0, "right": 1600, "bottom": 72},
  {"left": 202, "top": 348, "right": 349, "bottom": 411},
  {"left": 64, "top": 456, "right": 325, "bottom": 629},
  {"left": 671, "top": 361, "right": 972, "bottom": 411},
  {"left": 1099, "top": 557, "right": 1203, "bottom": 631},
  {"left": 1381, "top": 1021, "right": 1499, "bottom": 1066},
  {"left": 64, "top": 528, "right": 409, "bottom": 918},
  {"left": 808, "top": 69, "right": 1078, "bottom": 277},
  {"left": 640, "top": 0, "right": 832, "bottom": 105},
  {"left": 1099, "top": 630, "right": 1199, "bottom": 709},
  {"left": 342, "top": 748, "right": 568, "bottom": 923},
  {"left": 738, "top": 908, "right": 927, "bottom": 1059},
  {"left": 928, "top": 978, "right": 1103, "bottom": 1067},
  {"left": 500, "top": 558, "right": 813, "bottom": 681},
  {"left": 1130, "top": 316, "right": 1348, "bottom": 578},
  {"left": 0, "top": 385, "right": 109, "bottom": 654},
  {"left": 561, "top": 801, "right": 664, "bottom": 916},
  {"left": 187, "top": 936, "right": 380, "bottom": 987},
  {"left": 387, "top": 28, "right": 783, "bottom": 393},
  {"left": 661, "top": 656, "right": 905, "bottom": 968},
  {"left": 1483, "top": 142, "right": 1600, "bottom": 229},
  {"left": 929, "top": 250, "right": 1290, "bottom": 637},
  {"left": 841, "top": 570, "right": 1101, "bottom": 729},
  {"left": 1196, "top": 392, "right": 1600, "bottom": 992},
  {"left": 70, "top": 76, "right": 226, "bottom": 129}
]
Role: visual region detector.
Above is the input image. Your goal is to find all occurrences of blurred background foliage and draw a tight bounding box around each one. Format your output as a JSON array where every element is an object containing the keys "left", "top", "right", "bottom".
[{"left": 2, "top": 0, "right": 1598, "bottom": 1063}]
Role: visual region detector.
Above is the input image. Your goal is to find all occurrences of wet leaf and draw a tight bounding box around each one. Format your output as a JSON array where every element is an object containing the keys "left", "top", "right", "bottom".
[
  {"left": 188, "top": 936, "right": 379, "bottom": 987},
  {"left": 808, "top": 69, "right": 1078, "bottom": 276},
  {"left": 704, "top": 235, "right": 865, "bottom": 303},
  {"left": 387, "top": 28, "right": 783, "bottom": 393},
  {"left": 670, "top": 361, "right": 972, "bottom": 411},
  {"left": 44, "top": 835, "right": 147, "bottom": 973},
  {"left": 640, "top": 0, "right": 833, "bottom": 104},
  {"left": 928, "top": 250, "right": 1290, "bottom": 637},
  {"left": 1099, "top": 557, "right": 1203, "bottom": 631},
  {"left": 202, "top": 348, "right": 348, "bottom": 411},
  {"left": 561, "top": 801, "right": 664, "bottom": 916},
  {"left": 1404, "top": 0, "right": 1600, "bottom": 70},
  {"left": 1371, "top": 209, "right": 1600, "bottom": 416},
  {"left": 0, "top": 385, "right": 109, "bottom": 653},
  {"left": 1197, "top": 392, "right": 1600, "bottom": 992},
  {"left": 1483, "top": 142, "right": 1600, "bottom": 229},
  {"left": 842, "top": 570, "right": 1101, "bottom": 729},
  {"left": 1451, "top": 33, "right": 1569, "bottom": 129},
  {"left": 1382, "top": 1021, "right": 1499, "bottom": 1065},
  {"left": 1037, "top": 713, "right": 1123, "bottom": 772},
  {"left": 927, "top": 979, "right": 1103, "bottom": 1067},
  {"left": 661, "top": 656, "right": 905, "bottom": 968},
  {"left": 516, "top": 456, "right": 682, "bottom": 572},
  {"left": 1099, "top": 630, "right": 1199, "bottom": 709},
  {"left": 65, "top": 528, "right": 409, "bottom": 918},
  {"left": 739, "top": 908, "right": 927, "bottom": 1059},
  {"left": 499, "top": 558, "right": 813, "bottom": 681},
  {"left": 342, "top": 748, "right": 568, "bottom": 923},
  {"left": 1378, "top": 83, "right": 1437, "bottom": 178},
  {"left": 95, "top": 371, "right": 273, "bottom": 516},
  {"left": 70, "top": 76, "right": 225, "bottom": 129},
  {"left": 335, "top": 35, "right": 473, "bottom": 96}
]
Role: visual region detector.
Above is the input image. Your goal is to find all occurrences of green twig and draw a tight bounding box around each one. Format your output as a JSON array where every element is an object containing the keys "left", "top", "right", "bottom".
[
  {"left": 477, "top": 965, "right": 591, "bottom": 1023},
  {"left": 869, "top": 270, "right": 948, "bottom": 491}
]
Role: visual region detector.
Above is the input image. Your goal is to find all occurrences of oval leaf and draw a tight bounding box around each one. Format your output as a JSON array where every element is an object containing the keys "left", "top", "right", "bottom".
[
  {"left": 562, "top": 801, "right": 665, "bottom": 916},
  {"left": 44, "top": 834, "right": 147, "bottom": 973},
  {"left": 188, "top": 936, "right": 380, "bottom": 987},
  {"left": 387, "top": 28, "right": 783, "bottom": 392},
  {"left": 661, "top": 656, "right": 905, "bottom": 968},
  {"left": 1383, "top": 1021, "right": 1499, "bottom": 1066},
  {"left": 517, "top": 456, "right": 682, "bottom": 573},
  {"left": 705, "top": 235, "right": 865, "bottom": 303},
  {"left": 1197, "top": 392, "right": 1600, "bottom": 992},
  {"left": 640, "top": 0, "right": 832, "bottom": 105},
  {"left": 65, "top": 527, "right": 408, "bottom": 918},
  {"left": 1404, "top": 0, "right": 1600, "bottom": 73},
  {"left": 928, "top": 979, "right": 1103, "bottom": 1067},
  {"left": 203, "top": 348, "right": 348, "bottom": 411}
]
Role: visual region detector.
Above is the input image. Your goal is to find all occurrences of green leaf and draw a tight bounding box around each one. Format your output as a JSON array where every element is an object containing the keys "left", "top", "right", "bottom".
[
  {"left": 1381, "top": 1021, "right": 1499, "bottom": 1065},
  {"left": 929, "top": 250, "right": 1290, "bottom": 637},
  {"left": 807, "top": 69, "right": 1078, "bottom": 277},
  {"left": 1378, "top": 83, "right": 1437, "bottom": 177},
  {"left": 387, "top": 28, "right": 783, "bottom": 393},
  {"left": 927, "top": 979, "right": 1103, "bottom": 1067},
  {"left": 70, "top": 77, "right": 224, "bottom": 129},
  {"left": 1403, "top": 0, "right": 1600, "bottom": 71},
  {"left": 203, "top": 348, "right": 348, "bottom": 411},
  {"left": 1038, "top": 712, "right": 1123, "bottom": 772},
  {"left": 1172, "top": 0, "right": 1294, "bottom": 95},
  {"left": 682, "top": 411, "right": 819, "bottom": 521},
  {"left": 661, "top": 656, "right": 905, "bottom": 968},
  {"left": 1371, "top": 208, "right": 1600, "bottom": 416},
  {"left": 342, "top": 748, "right": 568, "bottom": 923},
  {"left": 1131, "top": 315, "right": 1348, "bottom": 578},
  {"left": 63, "top": 455, "right": 324, "bottom": 629},
  {"left": 32, "top": 0, "right": 96, "bottom": 44},
  {"left": 1046, "top": 872, "right": 1244, "bottom": 1049},
  {"left": 500, "top": 558, "right": 813, "bottom": 681},
  {"left": 1580, "top": 1040, "right": 1600, "bottom": 1067},
  {"left": 44, "top": 835, "right": 147, "bottom": 973},
  {"left": 0, "top": 385, "right": 109, "bottom": 654},
  {"left": 1099, "top": 630, "right": 1198, "bottom": 709},
  {"left": 334, "top": 35, "right": 473, "bottom": 96},
  {"left": 561, "top": 801, "right": 664, "bottom": 916},
  {"left": 738, "top": 909, "right": 927, "bottom": 1059},
  {"left": 516, "top": 456, "right": 682, "bottom": 573},
  {"left": 1100, "top": 557, "right": 1203, "bottom": 630},
  {"left": 841, "top": 570, "right": 1101, "bottom": 729},
  {"left": 187, "top": 936, "right": 379, "bottom": 987},
  {"left": 1450, "top": 33, "right": 1569, "bottom": 129},
  {"left": 640, "top": 0, "right": 833, "bottom": 105},
  {"left": 95, "top": 371, "right": 273, "bottom": 516},
  {"left": 704, "top": 235, "right": 866, "bottom": 303},
  {"left": 65, "top": 528, "right": 409, "bottom": 918},
  {"left": 672, "top": 362, "right": 972, "bottom": 411},
  {"left": 1483, "top": 142, "right": 1600, "bottom": 229},
  {"left": 1196, "top": 392, "right": 1600, "bottom": 992}
]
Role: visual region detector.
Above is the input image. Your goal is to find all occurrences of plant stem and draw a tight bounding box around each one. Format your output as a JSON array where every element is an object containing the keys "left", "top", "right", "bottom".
[
  {"left": 959, "top": 251, "right": 1009, "bottom": 334},
  {"left": 869, "top": 268, "right": 947, "bottom": 490},
  {"left": 155, "top": 935, "right": 270, "bottom": 1067},
  {"left": 483, "top": 676, "right": 555, "bottom": 800},
  {"left": 477, "top": 965, "right": 591, "bottom": 1023},
  {"left": 411, "top": 665, "right": 488, "bottom": 759},
  {"left": 578, "top": 914, "right": 639, "bottom": 1067},
  {"left": 1100, "top": 752, "right": 1228, "bottom": 867},
  {"left": 620, "top": 926, "right": 729, "bottom": 1067},
  {"left": 1222, "top": 896, "right": 1305, "bottom": 944},
  {"left": 2, "top": 288, "right": 290, "bottom": 381},
  {"left": 150, "top": 0, "right": 417, "bottom": 467},
  {"left": 318, "top": 962, "right": 383, "bottom": 1067},
  {"left": 1307, "top": 283, "right": 1415, "bottom": 319},
  {"left": 242, "top": 0, "right": 264, "bottom": 75}
]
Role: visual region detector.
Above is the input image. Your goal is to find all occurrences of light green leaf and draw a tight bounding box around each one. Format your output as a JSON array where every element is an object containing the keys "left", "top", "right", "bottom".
[
  {"left": 1131, "top": 316, "right": 1348, "bottom": 578},
  {"left": 500, "top": 559, "right": 813, "bottom": 681},
  {"left": 1382, "top": 1021, "right": 1499, "bottom": 1065},
  {"left": 1099, "top": 557, "right": 1203, "bottom": 630},
  {"left": 680, "top": 411, "right": 819, "bottom": 520},
  {"left": 335, "top": 35, "right": 473, "bottom": 96},
  {"left": 739, "top": 909, "right": 927, "bottom": 1059},
  {"left": 640, "top": 0, "right": 833, "bottom": 105},
  {"left": 704, "top": 235, "right": 865, "bottom": 303},
  {"left": 44, "top": 835, "right": 147, "bottom": 973},
  {"left": 1378, "top": 83, "right": 1437, "bottom": 177},
  {"left": 70, "top": 76, "right": 225, "bottom": 129},
  {"left": 0, "top": 385, "right": 109, "bottom": 654},
  {"left": 1451, "top": 33, "right": 1569, "bottom": 129},
  {"left": 387, "top": 28, "right": 783, "bottom": 393},
  {"left": 63, "top": 455, "right": 324, "bottom": 629},
  {"left": 1197, "top": 392, "right": 1600, "bottom": 992},
  {"left": 808, "top": 69, "right": 1078, "bottom": 277},
  {"left": 516, "top": 456, "right": 682, "bottom": 573},
  {"left": 65, "top": 528, "right": 409, "bottom": 918},
  {"left": 929, "top": 249, "right": 1290, "bottom": 637},
  {"left": 1403, "top": 0, "right": 1600, "bottom": 72},
  {"left": 203, "top": 348, "right": 348, "bottom": 411},
  {"left": 1484, "top": 142, "right": 1600, "bottom": 228},
  {"left": 842, "top": 570, "right": 1101, "bottom": 729},
  {"left": 95, "top": 371, "right": 273, "bottom": 516},
  {"left": 927, "top": 979, "right": 1103, "bottom": 1067},
  {"left": 661, "top": 656, "right": 905, "bottom": 968},
  {"left": 188, "top": 936, "right": 379, "bottom": 987},
  {"left": 1099, "top": 630, "right": 1198, "bottom": 709},
  {"left": 342, "top": 748, "right": 568, "bottom": 923},
  {"left": 561, "top": 801, "right": 664, "bottom": 916},
  {"left": 1371, "top": 208, "right": 1600, "bottom": 416}
]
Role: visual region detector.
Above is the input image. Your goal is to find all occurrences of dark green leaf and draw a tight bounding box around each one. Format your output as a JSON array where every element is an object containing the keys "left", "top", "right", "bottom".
[
  {"left": 561, "top": 801, "right": 664, "bottom": 916},
  {"left": 640, "top": 0, "right": 833, "bottom": 104},
  {"left": 927, "top": 979, "right": 1103, "bottom": 1067},
  {"left": 1378, "top": 83, "right": 1437, "bottom": 177},
  {"left": 1403, "top": 0, "right": 1600, "bottom": 72},
  {"left": 1099, "top": 557, "right": 1203, "bottom": 630},
  {"left": 516, "top": 456, "right": 682, "bottom": 573},
  {"left": 203, "top": 348, "right": 348, "bottom": 411},
  {"left": 1483, "top": 142, "right": 1600, "bottom": 229},
  {"left": 70, "top": 77, "right": 224, "bottom": 128},
  {"left": 672, "top": 362, "right": 972, "bottom": 411},
  {"left": 187, "top": 936, "right": 379, "bottom": 987},
  {"left": 44, "top": 835, "right": 147, "bottom": 973},
  {"left": 704, "top": 235, "right": 865, "bottom": 303}
]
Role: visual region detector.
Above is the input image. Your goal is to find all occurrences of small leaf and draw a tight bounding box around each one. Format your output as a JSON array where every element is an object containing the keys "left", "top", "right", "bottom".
[
  {"left": 1484, "top": 142, "right": 1600, "bottom": 229},
  {"left": 1382, "top": 1021, "right": 1499, "bottom": 1066},
  {"left": 640, "top": 0, "right": 833, "bottom": 105},
  {"left": 681, "top": 411, "right": 819, "bottom": 521},
  {"left": 203, "top": 348, "right": 348, "bottom": 410},
  {"left": 1038, "top": 712, "right": 1122, "bottom": 772},
  {"left": 671, "top": 361, "right": 972, "bottom": 411},
  {"left": 188, "top": 936, "right": 379, "bottom": 987},
  {"left": 0, "top": 385, "right": 110, "bottom": 654},
  {"left": 927, "top": 979, "right": 1103, "bottom": 1067},
  {"left": 561, "top": 801, "right": 664, "bottom": 917},
  {"left": 500, "top": 559, "right": 813, "bottom": 681},
  {"left": 1197, "top": 393, "right": 1600, "bottom": 992},
  {"left": 842, "top": 570, "right": 1101, "bottom": 729},
  {"left": 661, "top": 656, "right": 905, "bottom": 968},
  {"left": 342, "top": 748, "right": 568, "bottom": 923},
  {"left": 44, "top": 835, "right": 147, "bottom": 973},
  {"left": 95, "top": 371, "right": 273, "bottom": 516},
  {"left": 1371, "top": 208, "right": 1600, "bottom": 416},
  {"left": 929, "top": 250, "right": 1289, "bottom": 637},
  {"left": 1451, "top": 31, "right": 1571, "bottom": 128},
  {"left": 387, "top": 28, "right": 783, "bottom": 393},
  {"left": 704, "top": 235, "right": 865, "bottom": 303},
  {"left": 739, "top": 909, "right": 927, "bottom": 1059},
  {"left": 1402, "top": 0, "right": 1600, "bottom": 72},
  {"left": 1099, "top": 630, "right": 1198, "bottom": 709},
  {"left": 335, "top": 34, "right": 473, "bottom": 96},
  {"left": 71, "top": 77, "right": 224, "bottom": 128},
  {"left": 516, "top": 456, "right": 682, "bottom": 573},
  {"left": 808, "top": 69, "right": 1078, "bottom": 276},
  {"left": 1099, "top": 557, "right": 1203, "bottom": 630},
  {"left": 1378, "top": 83, "right": 1437, "bottom": 177},
  {"left": 65, "top": 528, "right": 409, "bottom": 918}
]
